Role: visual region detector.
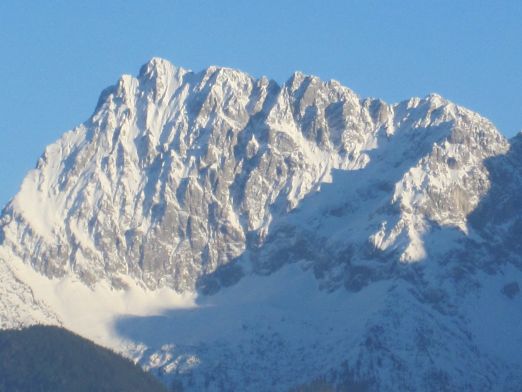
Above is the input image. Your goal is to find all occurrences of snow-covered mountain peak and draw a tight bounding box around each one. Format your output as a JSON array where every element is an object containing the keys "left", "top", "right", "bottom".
[
  {"left": 513, "top": 130, "right": 522, "bottom": 142},
  {"left": 0, "top": 57, "right": 514, "bottom": 293},
  {"left": 139, "top": 56, "right": 179, "bottom": 78},
  {"left": 1, "top": 57, "right": 522, "bottom": 391},
  {"left": 424, "top": 91, "right": 445, "bottom": 102}
]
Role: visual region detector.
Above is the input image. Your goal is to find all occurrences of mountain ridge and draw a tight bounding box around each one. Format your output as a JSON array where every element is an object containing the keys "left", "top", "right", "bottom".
[
  {"left": 1, "top": 57, "right": 509, "bottom": 291},
  {"left": 0, "top": 58, "right": 521, "bottom": 391}
]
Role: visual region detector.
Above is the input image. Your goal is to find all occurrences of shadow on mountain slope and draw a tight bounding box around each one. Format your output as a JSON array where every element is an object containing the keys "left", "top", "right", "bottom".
[
  {"left": 114, "top": 128, "right": 522, "bottom": 391},
  {"left": 467, "top": 133, "right": 522, "bottom": 265},
  {"left": 196, "top": 119, "right": 457, "bottom": 294}
]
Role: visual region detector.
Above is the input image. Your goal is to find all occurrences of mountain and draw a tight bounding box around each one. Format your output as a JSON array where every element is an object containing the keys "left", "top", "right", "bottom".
[
  {"left": 0, "top": 58, "right": 521, "bottom": 391},
  {"left": 0, "top": 325, "right": 167, "bottom": 392}
]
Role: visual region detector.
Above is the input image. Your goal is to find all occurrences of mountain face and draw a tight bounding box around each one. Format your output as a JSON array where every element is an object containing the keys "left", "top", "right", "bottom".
[{"left": 1, "top": 58, "right": 522, "bottom": 391}]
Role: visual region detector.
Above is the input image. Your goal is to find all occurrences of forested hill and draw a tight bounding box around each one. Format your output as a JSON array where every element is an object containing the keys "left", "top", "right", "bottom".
[{"left": 0, "top": 325, "right": 167, "bottom": 392}]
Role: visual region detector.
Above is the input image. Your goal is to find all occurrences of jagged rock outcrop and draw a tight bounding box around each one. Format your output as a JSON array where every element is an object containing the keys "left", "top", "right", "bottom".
[{"left": 0, "top": 58, "right": 512, "bottom": 293}]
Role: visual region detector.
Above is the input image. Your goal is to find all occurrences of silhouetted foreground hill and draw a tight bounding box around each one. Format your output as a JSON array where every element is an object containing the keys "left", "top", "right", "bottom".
[{"left": 0, "top": 325, "right": 167, "bottom": 392}]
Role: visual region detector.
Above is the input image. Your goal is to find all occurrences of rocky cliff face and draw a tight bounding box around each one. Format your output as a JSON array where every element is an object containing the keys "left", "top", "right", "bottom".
[
  {"left": 1, "top": 58, "right": 521, "bottom": 391},
  {"left": 0, "top": 58, "right": 512, "bottom": 292}
]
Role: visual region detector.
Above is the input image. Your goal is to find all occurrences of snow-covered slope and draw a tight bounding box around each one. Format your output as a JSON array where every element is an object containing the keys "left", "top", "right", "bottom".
[{"left": 1, "top": 58, "right": 521, "bottom": 391}]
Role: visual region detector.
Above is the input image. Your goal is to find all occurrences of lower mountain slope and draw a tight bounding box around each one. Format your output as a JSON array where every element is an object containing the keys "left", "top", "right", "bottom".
[
  {"left": 0, "top": 325, "right": 167, "bottom": 392},
  {"left": 116, "top": 262, "right": 522, "bottom": 391}
]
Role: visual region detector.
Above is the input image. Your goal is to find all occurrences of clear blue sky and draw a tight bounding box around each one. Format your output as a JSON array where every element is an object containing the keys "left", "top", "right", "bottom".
[{"left": 0, "top": 1, "right": 521, "bottom": 206}]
